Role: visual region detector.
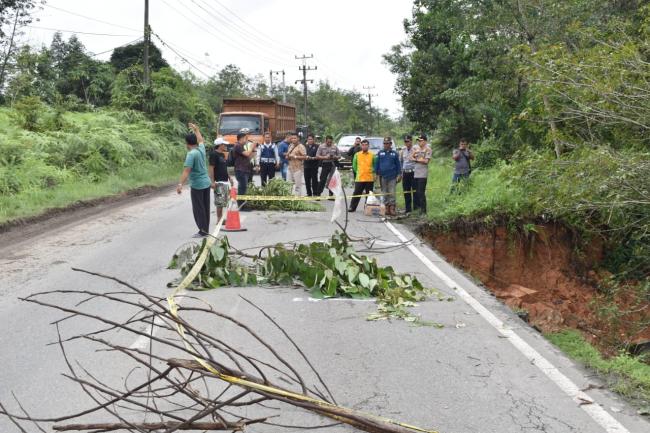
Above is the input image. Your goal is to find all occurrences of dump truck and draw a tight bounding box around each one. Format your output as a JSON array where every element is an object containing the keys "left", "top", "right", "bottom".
[{"left": 218, "top": 98, "right": 296, "bottom": 145}]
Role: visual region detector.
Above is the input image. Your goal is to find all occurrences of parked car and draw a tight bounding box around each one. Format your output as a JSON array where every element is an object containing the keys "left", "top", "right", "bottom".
[
  {"left": 337, "top": 134, "right": 365, "bottom": 169},
  {"left": 364, "top": 137, "right": 396, "bottom": 154},
  {"left": 337, "top": 134, "right": 364, "bottom": 154}
]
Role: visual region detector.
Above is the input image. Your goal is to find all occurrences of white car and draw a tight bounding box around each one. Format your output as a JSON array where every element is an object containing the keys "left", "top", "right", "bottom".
[
  {"left": 337, "top": 135, "right": 364, "bottom": 154},
  {"left": 364, "top": 137, "right": 396, "bottom": 153}
]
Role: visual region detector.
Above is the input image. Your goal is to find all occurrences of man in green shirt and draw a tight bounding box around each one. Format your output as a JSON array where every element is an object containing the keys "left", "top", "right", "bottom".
[{"left": 177, "top": 123, "right": 212, "bottom": 238}]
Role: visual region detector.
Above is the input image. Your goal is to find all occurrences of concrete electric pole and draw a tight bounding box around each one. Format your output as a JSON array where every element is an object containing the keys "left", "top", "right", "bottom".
[
  {"left": 270, "top": 70, "right": 286, "bottom": 102},
  {"left": 363, "top": 86, "right": 378, "bottom": 134},
  {"left": 143, "top": 0, "right": 150, "bottom": 88},
  {"left": 295, "top": 54, "right": 316, "bottom": 125}
]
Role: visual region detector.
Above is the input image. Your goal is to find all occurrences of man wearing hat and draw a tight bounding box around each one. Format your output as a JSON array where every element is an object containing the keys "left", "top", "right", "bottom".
[
  {"left": 412, "top": 134, "right": 432, "bottom": 214},
  {"left": 209, "top": 137, "right": 233, "bottom": 222}
]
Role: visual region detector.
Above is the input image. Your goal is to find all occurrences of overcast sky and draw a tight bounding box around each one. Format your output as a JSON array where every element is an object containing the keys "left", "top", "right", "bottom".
[{"left": 23, "top": 0, "right": 413, "bottom": 117}]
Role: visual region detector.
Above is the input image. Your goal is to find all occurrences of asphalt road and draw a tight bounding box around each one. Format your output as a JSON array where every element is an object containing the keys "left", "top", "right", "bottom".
[{"left": 0, "top": 188, "right": 648, "bottom": 433}]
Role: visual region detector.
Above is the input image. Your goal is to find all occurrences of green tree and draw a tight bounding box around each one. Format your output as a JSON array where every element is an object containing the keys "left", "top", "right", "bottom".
[
  {"left": 0, "top": 0, "right": 44, "bottom": 96},
  {"left": 110, "top": 41, "right": 168, "bottom": 72}
]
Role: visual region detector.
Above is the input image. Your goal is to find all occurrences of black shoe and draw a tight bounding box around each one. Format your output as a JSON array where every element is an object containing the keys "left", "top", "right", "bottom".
[{"left": 347, "top": 208, "right": 355, "bottom": 212}]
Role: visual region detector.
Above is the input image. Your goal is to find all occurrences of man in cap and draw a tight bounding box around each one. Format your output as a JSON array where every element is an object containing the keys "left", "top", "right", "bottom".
[
  {"left": 209, "top": 138, "right": 233, "bottom": 221},
  {"left": 411, "top": 134, "right": 432, "bottom": 214}
]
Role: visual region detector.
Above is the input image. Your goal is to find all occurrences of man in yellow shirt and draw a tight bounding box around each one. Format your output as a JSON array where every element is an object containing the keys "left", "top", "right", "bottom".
[{"left": 348, "top": 139, "right": 377, "bottom": 212}]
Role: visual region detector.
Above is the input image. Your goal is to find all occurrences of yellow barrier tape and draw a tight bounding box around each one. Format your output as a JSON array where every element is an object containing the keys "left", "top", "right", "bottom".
[
  {"left": 165, "top": 198, "right": 438, "bottom": 433},
  {"left": 238, "top": 191, "right": 406, "bottom": 202}
]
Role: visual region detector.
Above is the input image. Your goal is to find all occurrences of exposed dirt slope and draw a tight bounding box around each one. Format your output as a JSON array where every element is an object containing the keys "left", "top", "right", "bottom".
[{"left": 419, "top": 223, "right": 649, "bottom": 351}]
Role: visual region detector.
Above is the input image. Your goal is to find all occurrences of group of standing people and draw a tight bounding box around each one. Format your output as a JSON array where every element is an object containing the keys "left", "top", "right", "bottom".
[
  {"left": 177, "top": 122, "right": 475, "bottom": 238},
  {"left": 346, "top": 134, "right": 433, "bottom": 216},
  {"left": 274, "top": 132, "right": 341, "bottom": 197},
  {"left": 346, "top": 134, "right": 474, "bottom": 216}
]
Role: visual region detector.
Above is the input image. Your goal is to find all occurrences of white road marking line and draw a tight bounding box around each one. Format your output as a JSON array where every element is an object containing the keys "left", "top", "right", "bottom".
[
  {"left": 384, "top": 221, "right": 631, "bottom": 433},
  {"left": 292, "top": 297, "right": 375, "bottom": 303},
  {"left": 130, "top": 294, "right": 185, "bottom": 350}
]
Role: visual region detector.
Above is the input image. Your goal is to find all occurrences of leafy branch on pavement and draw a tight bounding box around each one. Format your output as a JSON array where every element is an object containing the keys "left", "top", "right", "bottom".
[
  {"left": 169, "top": 232, "right": 451, "bottom": 324},
  {"left": 0, "top": 270, "right": 438, "bottom": 433}
]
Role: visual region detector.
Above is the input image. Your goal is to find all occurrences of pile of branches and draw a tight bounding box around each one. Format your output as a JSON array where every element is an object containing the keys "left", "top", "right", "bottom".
[
  {"left": 168, "top": 232, "right": 450, "bottom": 323},
  {"left": 0, "top": 269, "right": 437, "bottom": 433},
  {"left": 244, "top": 179, "right": 323, "bottom": 212}
]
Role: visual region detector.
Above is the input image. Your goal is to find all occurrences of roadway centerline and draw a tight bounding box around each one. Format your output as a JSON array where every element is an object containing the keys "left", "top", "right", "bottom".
[{"left": 384, "top": 220, "right": 631, "bottom": 433}]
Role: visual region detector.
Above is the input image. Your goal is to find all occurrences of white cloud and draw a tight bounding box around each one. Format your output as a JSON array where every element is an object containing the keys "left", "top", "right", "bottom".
[{"left": 24, "top": 0, "right": 413, "bottom": 117}]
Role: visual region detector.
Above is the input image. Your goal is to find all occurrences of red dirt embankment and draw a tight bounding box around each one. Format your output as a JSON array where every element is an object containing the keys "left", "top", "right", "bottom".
[{"left": 419, "top": 223, "right": 649, "bottom": 351}]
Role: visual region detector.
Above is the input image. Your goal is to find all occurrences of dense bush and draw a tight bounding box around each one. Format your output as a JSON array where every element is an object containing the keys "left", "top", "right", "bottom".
[{"left": 0, "top": 108, "right": 184, "bottom": 195}]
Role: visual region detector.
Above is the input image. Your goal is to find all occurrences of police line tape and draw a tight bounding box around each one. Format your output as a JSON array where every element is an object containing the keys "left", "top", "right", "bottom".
[{"left": 237, "top": 191, "right": 413, "bottom": 202}]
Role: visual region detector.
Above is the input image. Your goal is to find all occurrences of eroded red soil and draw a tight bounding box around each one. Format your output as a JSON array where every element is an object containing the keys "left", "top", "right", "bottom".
[{"left": 419, "top": 223, "right": 649, "bottom": 352}]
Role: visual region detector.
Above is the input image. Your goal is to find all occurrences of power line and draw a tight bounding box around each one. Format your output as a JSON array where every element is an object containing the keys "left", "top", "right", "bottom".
[
  {"left": 194, "top": 0, "right": 294, "bottom": 58},
  {"left": 26, "top": 25, "right": 139, "bottom": 37},
  {"left": 43, "top": 4, "right": 140, "bottom": 32},
  {"left": 209, "top": 0, "right": 300, "bottom": 55},
  {"left": 160, "top": 0, "right": 285, "bottom": 68},
  {"left": 89, "top": 37, "right": 144, "bottom": 57},
  {"left": 161, "top": 38, "right": 220, "bottom": 72},
  {"left": 151, "top": 31, "right": 211, "bottom": 79},
  {"left": 185, "top": 0, "right": 288, "bottom": 67}
]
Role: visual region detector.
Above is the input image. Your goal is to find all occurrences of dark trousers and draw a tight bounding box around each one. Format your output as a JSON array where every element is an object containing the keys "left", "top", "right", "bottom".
[
  {"left": 415, "top": 177, "right": 428, "bottom": 214},
  {"left": 304, "top": 164, "right": 319, "bottom": 196},
  {"left": 402, "top": 171, "right": 415, "bottom": 212},
  {"left": 348, "top": 181, "right": 374, "bottom": 212},
  {"left": 319, "top": 163, "right": 335, "bottom": 195},
  {"left": 190, "top": 187, "right": 210, "bottom": 234},
  {"left": 259, "top": 163, "right": 276, "bottom": 186},
  {"left": 235, "top": 170, "right": 250, "bottom": 206}
]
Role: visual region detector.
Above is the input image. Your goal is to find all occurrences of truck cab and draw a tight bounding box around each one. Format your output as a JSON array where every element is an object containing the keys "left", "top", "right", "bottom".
[
  {"left": 218, "top": 112, "right": 268, "bottom": 146},
  {"left": 217, "top": 98, "right": 296, "bottom": 145}
]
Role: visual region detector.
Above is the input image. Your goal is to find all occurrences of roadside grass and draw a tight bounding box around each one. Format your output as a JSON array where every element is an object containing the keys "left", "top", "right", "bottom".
[
  {"left": 547, "top": 330, "right": 650, "bottom": 406},
  {"left": 0, "top": 106, "right": 186, "bottom": 225},
  {"left": 0, "top": 161, "right": 179, "bottom": 224},
  {"left": 396, "top": 158, "right": 530, "bottom": 223}
]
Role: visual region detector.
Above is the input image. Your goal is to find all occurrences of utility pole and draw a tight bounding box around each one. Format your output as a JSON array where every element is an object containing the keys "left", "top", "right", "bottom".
[
  {"left": 363, "top": 86, "right": 378, "bottom": 134},
  {"left": 143, "top": 0, "right": 150, "bottom": 88},
  {"left": 269, "top": 70, "right": 274, "bottom": 96},
  {"left": 270, "top": 70, "right": 286, "bottom": 102},
  {"left": 295, "top": 54, "right": 316, "bottom": 125}
]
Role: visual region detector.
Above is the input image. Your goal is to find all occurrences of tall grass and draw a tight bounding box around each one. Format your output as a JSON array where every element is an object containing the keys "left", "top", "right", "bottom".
[
  {"left": 397, "top": 157, "right": 530, "bottom": 223},
  {"left": 0, "top": 107, "right": 185, "bottom": 224},
  {"left": 0, "top": 162, "right": 179, "bottom": 224}
]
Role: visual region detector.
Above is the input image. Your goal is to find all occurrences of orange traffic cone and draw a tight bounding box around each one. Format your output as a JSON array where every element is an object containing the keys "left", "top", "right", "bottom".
[{"left": 223, "top": 188, "right": 247, "bottom": 232}]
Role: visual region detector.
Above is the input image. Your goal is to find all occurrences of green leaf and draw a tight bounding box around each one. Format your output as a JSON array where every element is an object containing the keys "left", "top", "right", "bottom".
[
  {"left": 346, "top": 265, "right": 359, "bottom": 284},
  {"left": 325, "top": 278, "right": 339, "bottom": 297},
  {"left": 210, "top": 246, "right": 225, "bottom": 263},
  {"left": 358, "top": 273, "right": 370, "bottom": 288},
  {"left": 310, "top": 286, "right": 326, "bottom": 299}
]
